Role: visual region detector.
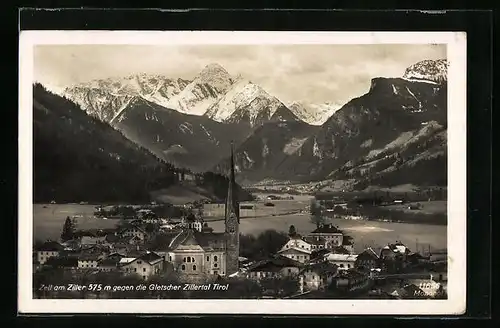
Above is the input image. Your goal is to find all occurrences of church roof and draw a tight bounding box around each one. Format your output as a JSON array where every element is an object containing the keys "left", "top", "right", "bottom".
[{"left": 167, "top": 229, "right": 226, "bottom": 252}]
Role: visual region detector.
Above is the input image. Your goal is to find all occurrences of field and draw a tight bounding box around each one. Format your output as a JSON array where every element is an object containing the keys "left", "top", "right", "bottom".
[
  {"left": 205, "top": 193, "right": 311, "bottom": 220},
  {"left": 33, "top": 204, "right": 119, "bottom": 242},
  {"left": 33, "top": 196, "right": 447, "bottom": 255},
  {"left": 384, "top": 201, "right": 447, "bottom": 215},
  {"left": 208, "top": 214, "right": 447, "bottom": 254}
]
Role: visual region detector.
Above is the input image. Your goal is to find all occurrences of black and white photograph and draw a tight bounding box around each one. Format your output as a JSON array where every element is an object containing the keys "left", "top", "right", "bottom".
[{"left": 18, "top": 31, "right": 466, "bottom": 315}]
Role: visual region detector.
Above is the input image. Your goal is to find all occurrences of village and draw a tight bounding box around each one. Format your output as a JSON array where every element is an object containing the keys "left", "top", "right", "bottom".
[{"left": 33, "top": 198, "right": 448, "bottom": 300}]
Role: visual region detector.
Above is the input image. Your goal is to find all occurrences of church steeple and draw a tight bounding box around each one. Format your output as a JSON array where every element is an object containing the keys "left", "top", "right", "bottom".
[
  {"left": 225, "top": 141, "right": 240, "bottom": 275},
  {"left": 225, "top": 141, "right": 239, "bottom": 222}
]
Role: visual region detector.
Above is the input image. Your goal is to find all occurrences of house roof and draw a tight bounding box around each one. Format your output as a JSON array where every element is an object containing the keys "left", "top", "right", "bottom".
[
  {"left": 302, "top": 236, "right": 326, "bottom": 245},
  {"left": 301, "top": 261, "right": 338, "bottom": 276},
  {"left": 98, "top": 257, "right": 121, "bottom": 267},
  {"left": 357, "top": 247, "right": 380, "bottom": 259},
  {"left": 336, "top": 268, "right": 368, "bottom": 279},
  {"left": 310, "top": 224, "right": 343, "bottom": 234},
  {"left": 45, "top": 256, "right": 79, "bottom": 267},
  {"left": 37, "top": 241, "right": 64, "bottom": 251},
  {"left": 119, "top": 257, "right": 137, "bottom": 265},
  {"left": 137, "top": 251, "right": 163, "bottom": 265},
  {"left": 330, "top": 246, "right": 352, "bottom": 255},
  {"left": 311, "top": 248, "right": 331, "bottom": 259},
  {"left": 119, "top": 225, "right": 147, "bottom": 234},
  {"left": 278, "top": 247, "right": 312, "bottom": 255},
  {"left": 81, "top": 236, "right": 107, "bottom": 244},
  {"left": 326, "top": 254, "right": 358, "bottom": 262},
  {"left": 382, "top": 243, "right": 411, "bottom": 254},
  {"left": 78, "top": 253, "right": 100, "bottom": 261},
  {"left": 247, "top": 255, "right": 304, "bottom": 272}
]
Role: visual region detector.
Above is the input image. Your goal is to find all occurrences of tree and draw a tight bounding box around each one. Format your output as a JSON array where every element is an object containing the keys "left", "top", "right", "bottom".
[
  {"left": 240, "top": 230, "right": 289, "bottom": 260},
  {"left": 61, "top": 216, "right": 75, "bottom": 242},
  {"left": 288, "top": 225, "right": 297, "bottom": 237},
  {"left": 309, "top": 199, "right": 325, "bottom": 228}
]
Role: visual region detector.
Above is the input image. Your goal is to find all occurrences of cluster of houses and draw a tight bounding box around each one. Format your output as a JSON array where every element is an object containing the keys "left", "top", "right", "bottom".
[
  {"left": 239, "top": 224, "right": 447, "bottom": 298},
  {"left": 35, "top": 210, "right": 446, "bottom": 300},
  {"left": 34, "top": 212, "right": 220, "bottom": 280}
]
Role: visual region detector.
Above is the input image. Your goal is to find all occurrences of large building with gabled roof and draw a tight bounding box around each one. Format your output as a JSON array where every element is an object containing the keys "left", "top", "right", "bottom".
[{"left": 150, "top": 143, "right": 240, "bottom": 277}]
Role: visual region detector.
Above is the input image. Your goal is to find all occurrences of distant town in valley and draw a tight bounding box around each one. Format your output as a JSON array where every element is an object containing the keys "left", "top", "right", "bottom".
[{"left": 32, "top": 44, "right": 448, "bottom": 300}]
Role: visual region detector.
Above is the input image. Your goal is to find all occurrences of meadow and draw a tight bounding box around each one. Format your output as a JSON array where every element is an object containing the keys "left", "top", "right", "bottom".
[{"left": 32, "top": 198, "right": 446, "bottom": 256}]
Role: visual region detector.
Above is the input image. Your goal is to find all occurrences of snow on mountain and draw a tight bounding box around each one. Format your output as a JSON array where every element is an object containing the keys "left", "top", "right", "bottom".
[
  {"left": 287, "top": 101, "right": 341, "bottom": 125},
  {"left": 403, "top": 59, "right": 448, "bottom": 85},
  {"left": 204, "top": 80, "right": 295, "bottom": 127},
  {"left": 165, "top": 63, "right": 235, "bottom": 116},
  {"left": 63, "top": 74, "right": 190, "bottom": 122}
]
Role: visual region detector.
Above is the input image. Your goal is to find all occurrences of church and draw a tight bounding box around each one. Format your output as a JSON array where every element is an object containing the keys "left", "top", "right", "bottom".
[{"left": 153, "top": 143, "right": 240, "bottom": 277}]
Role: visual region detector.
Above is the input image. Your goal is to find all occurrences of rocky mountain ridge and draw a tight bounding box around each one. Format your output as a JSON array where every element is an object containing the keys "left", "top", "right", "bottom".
[{"left": 215, "top": 59, "right": 448, "bottom": 189}]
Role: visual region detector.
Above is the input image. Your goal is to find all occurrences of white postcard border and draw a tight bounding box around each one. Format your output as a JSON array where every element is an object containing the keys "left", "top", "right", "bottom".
[{"left": 18, "top": 31, "right": 467, "bottom": 315}]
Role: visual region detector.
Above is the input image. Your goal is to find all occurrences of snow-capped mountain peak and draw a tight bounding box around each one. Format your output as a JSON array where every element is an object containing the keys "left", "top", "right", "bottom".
[
  {"left": 204, "top": 80, "right": 294, "bottom": 127},
  {"left": 62, "top": 74, "right": 190, "bottom": 122},
  {"left": 164, "top": 63, "right": 235, "bottom": 116},
  {"left": 288, "top": 101, "right": 341, "bottom": 126},
  {"left": 403, "top": 59, "right": 448, "bottom": 84},
  {"left": 197, "top": 63, "right": 234, "bottom": 88}
]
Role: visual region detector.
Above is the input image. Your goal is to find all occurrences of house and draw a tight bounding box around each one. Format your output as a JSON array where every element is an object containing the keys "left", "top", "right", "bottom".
[
  {"left": 379, "top": 242, "right": 411, "bottom": 272},
  {"left": 36, "top": 241, "right": 64, "bottom": 265},
  {"left": 80, "top": 244, "right": 111, "bottom": 260},
  {"left": 119, "top": 251, "right": 164, "bottom": 280},
  {"left": 119, "top": 225, "right": 148, "bottom": 242},
  {"left": 97, "top": 253, "right": 123, "bottom": 272},
  {"left": 334, "top": 269, "right": 371, "bottom": 292},
  {"left": 307, "top": 224, "right": 344, "bottom": 248},
  {"left": 310, "top": 248, "right": 331, "bottom": 263},
  {"left": 302, "top": 236, "right": 327, "bottom": 250},
  {"left": 181, "top": 214, "right": 204, "bottom": 232},
  {"left": 278, "top": 237, "right": 313, "bottom": 263},
  {"left": 355, "top": 248, "right": 381, "bottom": 271},
  {"left": 278, "top": 247, "right": 312, "bottom": 264},
  {"left": 78, "top": 254, "right": 100, "bottom": 269},
  {"left": 246, "top": 256, "right": 304, "bottom": 280},
  {"left": 44, "top": 256, "right": 79, "bottom": 270},
  {"left": 325, "top": 253, "right": 358, "bottom": 270},
  {"left": 80, "top": 236, "right": 108, "bottom": 247},
  {"left": 114, "top": 235, "right": 143, "bottom": 245},
  {"left": 299, "top": 261, "right": 338, "bottom": 291},
  {"left": 61, "top": 239, "right": 81, "bottom": 251}
]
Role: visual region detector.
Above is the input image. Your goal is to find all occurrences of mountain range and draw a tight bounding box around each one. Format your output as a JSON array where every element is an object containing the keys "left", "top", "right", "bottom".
[
  {"left": 33, "top": 83, "right": 251, "bottom": 203},
  {"left": 53, "top": 59, "right": 448, "bottom": 191}
]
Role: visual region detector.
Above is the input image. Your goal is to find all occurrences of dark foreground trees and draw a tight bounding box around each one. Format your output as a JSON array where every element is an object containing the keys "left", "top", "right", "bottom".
[{"left": 240, "top": 230, "right": 289, "bottom": 260}]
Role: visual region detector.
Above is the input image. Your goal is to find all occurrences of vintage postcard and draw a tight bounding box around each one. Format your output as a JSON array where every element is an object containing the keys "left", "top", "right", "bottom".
[{"left": 18, "top": 31, "right": 466, "bottom": 315}]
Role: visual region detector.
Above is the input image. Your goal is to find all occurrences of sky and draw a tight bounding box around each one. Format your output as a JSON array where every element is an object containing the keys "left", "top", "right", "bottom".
[{"left": 34, "top": 44, "right": 446, "bottom": 106}]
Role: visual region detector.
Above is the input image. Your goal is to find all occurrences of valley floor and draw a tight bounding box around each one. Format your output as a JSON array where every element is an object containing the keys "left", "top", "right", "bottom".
[{"left": 32, "top": 200, "right": 447, "bottom": 254}]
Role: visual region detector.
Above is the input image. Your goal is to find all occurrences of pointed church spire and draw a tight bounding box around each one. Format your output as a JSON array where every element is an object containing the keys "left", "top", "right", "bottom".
[{"left": 225, "top": 141, "right": 239, "bottom": 222}]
